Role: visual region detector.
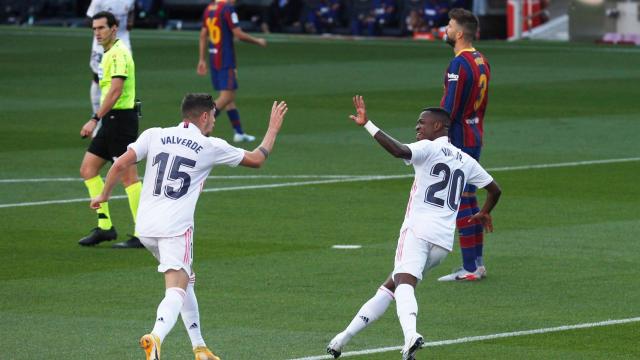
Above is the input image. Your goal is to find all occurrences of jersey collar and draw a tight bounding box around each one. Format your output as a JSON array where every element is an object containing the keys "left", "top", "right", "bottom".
[
  {"left": 178, "top": 121, "right": 201, "bottom": 134},
  {"left": 455, "top": 47, "right": 476, "bottom": 57},
  {"left": 433, "top": 136, "right": 450, "bottom": 143}
]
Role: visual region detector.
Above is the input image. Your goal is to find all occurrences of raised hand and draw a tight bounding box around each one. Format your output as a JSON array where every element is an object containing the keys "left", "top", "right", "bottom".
[
  {"left": 80, "top": 119, "right": 97, "bottom": 138},
  {"left": 197, "top": 60, "right": 207, "bottom": 76},
  {"left": 349, "top": 95, "right": 368, "bottom": 126},
  {"left": 268, "top": 100, "right": 288, "bottom": 132}
]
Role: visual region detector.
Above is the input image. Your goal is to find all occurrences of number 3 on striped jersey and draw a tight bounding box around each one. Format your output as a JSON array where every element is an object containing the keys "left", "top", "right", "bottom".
[
  {"left": 474, "top": 74, "right": 487, "bottom": 111},
  {"left": 206, "top": 17, "right": 221, "bottom": 45}
]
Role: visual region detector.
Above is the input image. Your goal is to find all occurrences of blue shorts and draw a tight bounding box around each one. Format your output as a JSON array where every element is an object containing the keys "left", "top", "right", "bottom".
[
  {"left": 461, "top": 146, "right": 482, "bottom": 193},
  {"left": 210, "top": 68, "right": 238, "bottom": 91}
]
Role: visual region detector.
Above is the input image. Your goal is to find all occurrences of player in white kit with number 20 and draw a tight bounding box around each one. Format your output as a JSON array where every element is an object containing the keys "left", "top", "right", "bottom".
[
  {"left": 90, "top": 93, "right": 288, "bottom": 360},
  {"left": 327, "top": 96, "right": 501, "bottom": 360}
]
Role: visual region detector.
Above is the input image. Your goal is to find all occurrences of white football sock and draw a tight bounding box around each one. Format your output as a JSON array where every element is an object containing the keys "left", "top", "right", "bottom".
[
  {"left": 343, "top": 286, "right": 394, "bottom": 342},
  {"left": 181, "top": 276, "right": 206, "bottom": 348},
  {"left": 395, "top": 284, "right": 418, "bottom": 343},
  {"left": 90, "top": 81, "right": 100, "bottom": 114},
  {"left": 151, "top": 287, "right": 186, "bottom": 342}
]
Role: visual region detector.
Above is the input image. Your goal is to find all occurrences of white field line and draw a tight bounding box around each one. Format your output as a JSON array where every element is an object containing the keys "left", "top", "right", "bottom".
[
  {"left": 0, "top": 157, "right": 638, "bottom": 209},
  {"left": 0, "top": 174, "right": 370, "bottom": 184},
  {"left": 1, "top": 156, "right": 638, "bottom": 185},
  {"left": 0, "top": 176, "right": 405, "bottom": 209},
  {"left": 289, "top": 317, "right": 640, "bottom": 360}
]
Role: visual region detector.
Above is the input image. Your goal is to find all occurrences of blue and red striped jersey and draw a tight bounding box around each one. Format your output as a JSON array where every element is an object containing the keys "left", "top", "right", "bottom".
[
  {"left": 440, "top": 49, "right": 490, "bottom": 148},
  {"left": 202, "top": 0, "right": 239, "bottom": 70}
]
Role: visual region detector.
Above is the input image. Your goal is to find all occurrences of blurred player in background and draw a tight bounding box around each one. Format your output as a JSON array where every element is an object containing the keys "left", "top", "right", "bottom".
[
  {"left": 79, "top": 11, "right": 142, "bottom": 249},
  {"left": 437, "top": 8, "right": 492, "bottom": 282},
  {"left": 327, "top": 96, "right": 501, "bottom": 359},
  {"left": 197, "top": 0, "right": 268, "bottom": 143},
  {"left": 87, "top": 0, "right": 134, "bottom": 116},
  {"left": 90, "top": 93, "right": 288, "bottom": 360}
]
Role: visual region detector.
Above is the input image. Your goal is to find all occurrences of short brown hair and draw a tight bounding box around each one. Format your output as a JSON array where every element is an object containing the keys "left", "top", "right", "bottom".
[
  {"left": 181, "top": 93, "right": 216, "bottom": 120},
  {"left": 449, "top": 8, "right": 479, "bottom": 41},
  {"left": 92, "top": 11, "right": 119, "bottom": 28}
]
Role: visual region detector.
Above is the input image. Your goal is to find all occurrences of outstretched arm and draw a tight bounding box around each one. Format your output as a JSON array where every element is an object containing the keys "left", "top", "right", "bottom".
[
  {"left": 232, "top": 27, "right": 267, "bottom": 47},
  {"left": 240, "top": 101, "right": 288, "bottom": 168},
  {"left": 468, "top": 181, "right": 502, "bottom": 232},
  {"left": 349, "top": 95, "right": 412, "bottom": 160}
]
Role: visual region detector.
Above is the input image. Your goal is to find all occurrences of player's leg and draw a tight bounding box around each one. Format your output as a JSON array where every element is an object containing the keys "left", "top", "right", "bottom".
[
  {"left": 141, "top": 230, "right": 193, "bottom": 359},
  {"left": 112, "top": 164, "right": 144, "bottom": 248},
  {"left": 392, "top": 228, "right": 428, "bottom": 360},
  {"left": 395, "top": 242, "right": 449, "bottom": 360},
  {"left": 440, "top": 146, "right": 484, "bottom": 281},
  {"left": 394, "top": 273, "right": 423, "bottom": 360},
  {"left": 327, "top": 276, "right": 395, "bottom": 358},
  {"left": 141, "top": 269, "right": 188, "bottom": 360},
  {"left": 226, "top": 101, "right": 255, "bottom": 142},
  {"left": 467, "top": 187, "right": 486, "bottom": 277},
  {"left": 110, "top": 110, "right": 144, "bottom": 248},
  {"left": 78, "top": 150, "right": 117, "bottom": 245},
  {"left": 437, "top": 187, "right": 482, "bottom": 281},
  {"left": 211, "top": 68, "right": 254, "bottom": 142},
  {"left": 181, "top": 273, "right": 221, "bottom": 360}
]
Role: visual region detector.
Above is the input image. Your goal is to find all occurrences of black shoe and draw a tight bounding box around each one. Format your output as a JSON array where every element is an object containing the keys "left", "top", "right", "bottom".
[
  {"left": 112, "top": 235, "right": 144, "bottom": 249},
  {"left": 78, "top": 227, "right": 117, "bottom": 246}
]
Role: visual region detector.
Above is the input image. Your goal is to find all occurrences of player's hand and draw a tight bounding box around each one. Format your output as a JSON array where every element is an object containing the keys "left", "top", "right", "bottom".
[
  {"left": 80, "top": 119, "right": 97, "bottom": 138},
  {"left": 268, "top": 100, "right": 288, "bottom": 132},
  {"left": 349, "top": 95, "right": 368, "bottom": 126},
  {"left": 257, "top": 38, "right": 267, "bottom": 47},
  {"left": 90, "top": 194, "right": 108, "bottom": 210},
  {"left": 197, "top": 60, "right": 208, "bottom": 76},
  {"left": 468, "top": 211, "right": 493, "bottom": 233}
]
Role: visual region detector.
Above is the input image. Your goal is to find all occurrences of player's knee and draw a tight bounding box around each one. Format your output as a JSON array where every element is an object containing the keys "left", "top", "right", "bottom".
[
  {"left": 393, "top": 273, "right": 417, "bottom": 287},
  {"left": 79, "top": 163, "right": 98, "bottom": 180}
]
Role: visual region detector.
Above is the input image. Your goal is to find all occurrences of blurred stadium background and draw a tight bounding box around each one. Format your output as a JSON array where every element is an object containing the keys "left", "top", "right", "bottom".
[{"left": 3, "top": 0, "right": 640, "bottom": 42}]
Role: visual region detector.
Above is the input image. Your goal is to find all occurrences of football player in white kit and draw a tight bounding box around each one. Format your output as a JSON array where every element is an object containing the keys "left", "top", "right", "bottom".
[
  {"left": 90, "top": 94, "right": 288, "bottom": 360},
  {"left": 87, "top": 0, "right": 135, "bottom": 115},
  {"left": 327, "top": 96, "right": 501, "bottom": 360}
]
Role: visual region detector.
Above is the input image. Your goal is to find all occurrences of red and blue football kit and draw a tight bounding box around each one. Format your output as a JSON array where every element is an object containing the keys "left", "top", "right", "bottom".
[
  {"left": 440, "top": 48, "right": 490, "bottom": 156},
  {"left": 440, "top": 48, "right": 491, "bottom": 274},
  {"left": 202, "top": 0, "right": 240, "bottom": 90}
]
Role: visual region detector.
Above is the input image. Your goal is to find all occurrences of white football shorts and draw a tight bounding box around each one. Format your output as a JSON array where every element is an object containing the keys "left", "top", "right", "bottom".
[
  {"left": 139, "top": 227, "right": 194, "bottom": 276},
  {"left": 393, "top": 227, "right": 449, "bottom": 280}
]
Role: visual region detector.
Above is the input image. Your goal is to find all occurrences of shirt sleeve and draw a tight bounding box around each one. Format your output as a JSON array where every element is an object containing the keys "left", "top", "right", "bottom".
[
  {"left": 404, "top": 140, "right": 433, "bottom": 166},
  {"left": 208, "top": 138, "right": 245, "bottom": 167},
  {"left": 201, "top": 5, "right": 210, "bottom": 28},
  {"left": 441, "top": 57, "right": 463, "bottom": 116},
  {"left": 86, "top": 0, "right": 98, "bottom": 17},
  {"left": 226, "top": 6, "right": 239, "bottom": 29},
  {"left": 466, "top": 159, "right": 493, "bottom": 189},
  {"left": 108, "top": 49, "right": 129, "bottom": 78},
  {"left": 128, "top": 128, "right": 157, "bottom": 162}
]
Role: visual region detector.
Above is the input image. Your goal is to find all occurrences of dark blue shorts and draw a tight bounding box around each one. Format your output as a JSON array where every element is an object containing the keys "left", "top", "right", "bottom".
[
  {"left": 210, "top": 68, "right": 238, "bottom": 91},
  {"left": 461, "top": 146, "right": 482, "bottom": 193}
]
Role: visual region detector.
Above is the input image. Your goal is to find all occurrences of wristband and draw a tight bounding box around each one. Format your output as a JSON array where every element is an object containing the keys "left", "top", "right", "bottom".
[
  {"left": 91, "top": 113, "right": 100, "bottom": 121},
  {"left": 364, "top": 120, "right": 379, "bottom": 136},
  {"left": 258, "top": 146, "right": 269, "bottom": 159}
]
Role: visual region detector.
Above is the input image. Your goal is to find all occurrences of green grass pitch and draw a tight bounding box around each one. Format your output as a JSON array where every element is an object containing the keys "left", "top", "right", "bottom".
[{"left": 1, "top": 26, "right": 639, "bottom": 359}]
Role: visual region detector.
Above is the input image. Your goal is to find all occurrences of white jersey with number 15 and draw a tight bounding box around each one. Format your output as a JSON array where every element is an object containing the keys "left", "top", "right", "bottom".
[{"left": 128, "top": 122, "right": 245, "bottom": 238}]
